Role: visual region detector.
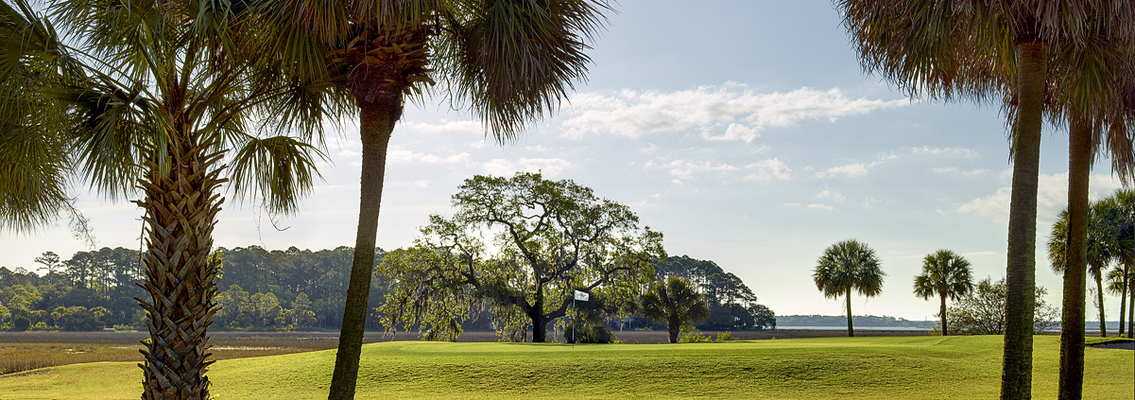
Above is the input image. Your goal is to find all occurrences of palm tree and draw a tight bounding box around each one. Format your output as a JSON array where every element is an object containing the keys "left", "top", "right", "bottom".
[
  {"left": 641, "top": 275, "right": 711, "bottom": 344},
  {"left": 813, "top": 240, "right": 885, "bottom": 338},
  {"left": 837, "top": 2, "right": 1135, "bottom": 398},
  {"left": 1105, "top": 266, "right": 1132, "bottom": 337},
  {"left": 1048, "top": 201, "right": 1121, "bottom": 338},
  {"left": 1108, "top": 189, "right": 1135, "bottom": 338},
  {"left": 914, "top": 249, "right": 974, "bottom": 336},
  {"left": 250, "top": 1, "right": 612, "bottom": 397},
  {"left": 0, "top": 0, "right": 326, "bottom": 398}
]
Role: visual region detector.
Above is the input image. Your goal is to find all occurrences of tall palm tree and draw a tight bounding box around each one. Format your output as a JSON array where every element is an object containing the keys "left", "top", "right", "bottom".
[
  {"left": 250, "top": 1, "right": 612, "bottom": 398},
  {"left": 1108, "top": 189, "right": 1135, "bottom": 338},
  {"left": 0, "top": 0, "right": 326, "bottom": 398},
  {"left": 914, "top": 249, "right": 975, "bottom": 336},
  {"left": 1105, "top": 266, "right": 1132, "bottom": 337},
  {"left": 837, "top": 2, "right": 1135, "bottom": 398},
  {"left": 813, "top": 239, "right": 885, "bottom": 338},
  {"left": 1048, "top": 201, "right": 1121, "bottom": 338},
  {"left": 641, "top": 275, "right": 711, "bottom": 344}
]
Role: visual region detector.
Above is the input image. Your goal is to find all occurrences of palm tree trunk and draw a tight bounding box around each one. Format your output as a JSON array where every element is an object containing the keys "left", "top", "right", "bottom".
[
  {"left": 1119, "top": 262, "right": 1128, "bottom": 337},
  {"left": 940, "top": 292, "right": 949, "bottom": 336},
  {"left": 668, "top": 316, "right": 681, "bottom": 343},
  {"left": 137, "top": 139, "right": 225, "bottom": 400},
  {"left": 1094, "top": 270, "right": 1106, "bottom": 337},
  {"left": 1002, "top": 40, "right": 1046, "bottom": 400},
  {"left": 1058, "top": 113, "right": 1091, "bottom": 400},
  {"left": 845, "top": 288, "right": 854, "bottom": 338},
  {"left": 328, "top": 101, "right": 397, "bottom": 400},
  {"left": 1128, "top": 278, "right": 1134, "bottom": 338}
]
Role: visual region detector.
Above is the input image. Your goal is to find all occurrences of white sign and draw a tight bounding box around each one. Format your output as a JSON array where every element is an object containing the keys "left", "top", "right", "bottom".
[{"left": 573, "top": 290, "right": 590, "bottom": 302}]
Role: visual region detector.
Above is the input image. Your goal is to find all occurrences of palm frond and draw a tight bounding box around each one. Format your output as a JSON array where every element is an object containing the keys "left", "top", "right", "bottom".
[{"left": 228, "top": 135, "right": 327, "bottom": 215}]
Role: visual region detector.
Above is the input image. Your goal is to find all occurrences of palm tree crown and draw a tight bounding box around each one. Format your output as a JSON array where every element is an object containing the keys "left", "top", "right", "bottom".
[
  {"left": 641, "top": 275, "right": 710, "bottom": 344},
  {"left": 914, "top": 249, "right": 974, "bottom": 336},
  {"left": 813, "top": 239, "right": 885, "bottom": 337}
]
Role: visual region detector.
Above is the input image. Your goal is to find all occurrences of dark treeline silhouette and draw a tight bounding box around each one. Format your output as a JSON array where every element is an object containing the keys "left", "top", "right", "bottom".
[
  {"left": 0, "top": 246, "right": 389, "bottom": 332},
  {"left": 776, "top": 314, "right": 932, "bottom": 327},
  {"left": 651, "top": 255, "right": 776, "bottom": 331}
]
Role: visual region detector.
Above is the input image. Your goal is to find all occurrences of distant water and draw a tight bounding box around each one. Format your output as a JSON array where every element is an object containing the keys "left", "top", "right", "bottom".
[{"left": 776, "top": 326, "right": 931, "bottom": 331}]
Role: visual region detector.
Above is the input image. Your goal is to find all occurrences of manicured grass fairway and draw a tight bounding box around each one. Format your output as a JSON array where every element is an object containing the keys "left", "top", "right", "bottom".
[{"left": 0, "top": 335, "right": 1131, "bottom": 400}]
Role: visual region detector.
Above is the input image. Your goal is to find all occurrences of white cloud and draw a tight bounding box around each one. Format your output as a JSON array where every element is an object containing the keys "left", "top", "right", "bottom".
[
  {"left": 518, "top": 158, "right": 571, "bottom": 177},
  {"left": 808, "top": 203, "right": 834, "bottom": 210},
  {"left": 818, "top": 153, "right": 895, "bottom": 178},
  {"left": 911, "top": 146, "right": 979, "bottom": 158},
  {"left": 651, "top": 159, "right": 738, "bottom": 179},
  {"left": 387, "top": 148, "right": 473, "bottom": 165},
  {"left": 402, "top": 119, "right": 481, "bottom": 134},
  {"left": 482, "top": 159, "right": 516, "bottom": 177},
  {"left": 822, "top": 163, "right": 869, "bottom": 178},
  {"left": 481, "top": 158, "right": 572, "bottom": 178},
  {"left": 744, "top": 158, "right": 792, "bottom": 180},
  {"left": 932, "top": 167, "right": 989, "bottom": 177},
  {"left": 561, "top": 86, "right": 908, "bottom": 142},
  {"left": 816, "top": 190, "right": 846, "bottom": 202},
  {"left": 958, "top": 173, "right": 1123, "bottom": 225}
]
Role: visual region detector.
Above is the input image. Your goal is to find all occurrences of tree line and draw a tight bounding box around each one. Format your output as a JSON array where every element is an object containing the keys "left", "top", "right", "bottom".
[{"left": 2, "top": 245, "right": 773, "bottom": 337}]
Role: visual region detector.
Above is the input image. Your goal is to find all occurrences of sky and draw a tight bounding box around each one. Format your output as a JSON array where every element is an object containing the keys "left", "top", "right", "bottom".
[{"left": 2, "top": 0, "right": 1130, "bottom": 322}]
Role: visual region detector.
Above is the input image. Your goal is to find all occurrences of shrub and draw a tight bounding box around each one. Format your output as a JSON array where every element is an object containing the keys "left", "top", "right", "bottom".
[
  {"left": 12, "top": 316, "right": 31, "bottom": 331},
  {"left": 716, "top": 331, "right": 732, "bottom": 342},
  {"left": 678, "top": 332, "right": 711, "bottom": 343}
]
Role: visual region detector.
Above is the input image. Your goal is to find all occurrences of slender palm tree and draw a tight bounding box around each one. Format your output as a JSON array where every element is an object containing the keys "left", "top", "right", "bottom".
[
  {"left": 0, "top": 1, "right": 326, "bottom": 398},
  {"left": 250, "top": 2, "right": 611, "bottom": 397},
  {"left": 641, "top": 275, "right": 710, "bottom": 344},
  {"left": 813, "top": 240, "right": 885, "bottom": 338},
  {"left": 1108, "top": 189, "right": 1135, "bottom": 338},
  {"left": 837, "top": 2, "right": 1135, "bottom": 398},
  {"left": 914, "top": 249, "right": 974, "bottom": 336},
  {"left": 1105, "top": 266, "right": 1132, "bottom": 337},
  {"left": 1048, "top": 201, "right": 1121, "bottom": 338}
]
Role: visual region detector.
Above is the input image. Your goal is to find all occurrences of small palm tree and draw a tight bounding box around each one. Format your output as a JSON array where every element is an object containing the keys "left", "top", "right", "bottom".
[
  {"left": 913, "top": 250, "right": 974, "bottom": 336},
  {"left": 641, "top": 275, "right": 710, "bottom": 344},
  {"left": 813, "top": 240, "right": 885, "bottom": 338}
]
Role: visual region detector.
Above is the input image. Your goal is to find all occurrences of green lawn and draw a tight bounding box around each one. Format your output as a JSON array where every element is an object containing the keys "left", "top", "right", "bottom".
[{"left": 0, "top": 335, "right": 1130, "bottom": 400}]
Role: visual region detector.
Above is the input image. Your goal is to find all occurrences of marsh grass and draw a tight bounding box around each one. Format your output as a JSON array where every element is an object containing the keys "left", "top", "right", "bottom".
[{"left": 0, "top": 331, "right": 394, "bottom": 375}]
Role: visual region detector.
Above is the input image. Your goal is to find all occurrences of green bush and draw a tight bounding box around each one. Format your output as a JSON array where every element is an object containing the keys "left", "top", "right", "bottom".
[
  {"left": 12, "top": 316, "right": 31, "bottom": 331},
  {"left": 716, "top": 331, "right": 732, "bottom": 341},
  {"left": 678, "top": 332, "right": 711, "bottom": 343}
]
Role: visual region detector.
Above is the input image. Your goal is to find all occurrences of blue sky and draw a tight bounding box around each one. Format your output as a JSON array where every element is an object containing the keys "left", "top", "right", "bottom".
[{"left": 2, "top": 0, "right": 1129, "bottom": 321}]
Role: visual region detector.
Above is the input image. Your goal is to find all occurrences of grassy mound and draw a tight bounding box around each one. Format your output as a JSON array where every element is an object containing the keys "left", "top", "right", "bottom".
[{"left": 0, "top": 335, "right": 1130, "bottom": 399}]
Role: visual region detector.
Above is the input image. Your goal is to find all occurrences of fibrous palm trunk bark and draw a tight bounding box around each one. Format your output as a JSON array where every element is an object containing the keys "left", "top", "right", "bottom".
[
  {"left": 1093, "top": 268, "right": 1106, "bottom": 337},
  {"left": 1119, "top": 261, "right": 1128, "bottom": 337},
  {"left": 940, "top": 292, "right": 949, "bottom": 336},
  {"left": 1128, "top": 278, "right": 1134, "bottom": 337},
  {"left": 329, "top": 100, "right": 397, "bottom": 400},
  {"left": 1002, "top": 40, "right": 1046, "bottom": 400},
  {"left": 136, "top": 134, "right": 225, "bottom": 400},
  {"left": 1058, "top": 114, "right": 1091, "bottom": 400},
  {"left": 845, "top": 288, "right": 854, "bottom": 338}
]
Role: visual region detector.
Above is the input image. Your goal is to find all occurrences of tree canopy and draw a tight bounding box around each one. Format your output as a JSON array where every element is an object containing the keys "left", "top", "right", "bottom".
[
  {"left": 813, "top": 239, "right": 885, "bottom": 337},
  {"left": 913, "top": 250, "right": 974, "bottom": 336},
  {"left": 375, "top": 172, "right": 663, "bottom": 343},
  {"left": 641, "top": 275, "right": 710, "bottom": 343}
]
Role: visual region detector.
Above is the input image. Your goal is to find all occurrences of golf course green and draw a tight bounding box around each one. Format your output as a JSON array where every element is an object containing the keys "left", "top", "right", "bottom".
[{"left": 0, "top": 335, "right": 1130, "bottom": 399}]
